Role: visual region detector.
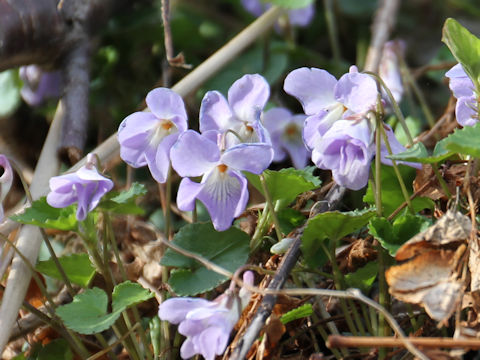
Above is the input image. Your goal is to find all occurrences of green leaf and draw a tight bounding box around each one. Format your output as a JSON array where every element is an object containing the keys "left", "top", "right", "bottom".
[
  {"left": 246, "top": 167, "right": 321, "bottom": 209},
  {"left": 161, "top": 223, "right": 250, "bottom": 295},
  {"left": 277, "top": 208, "right": 306, "bottom": 234},
  {"left": 266, "top": 0, "right": 314, "bottom": 9},
  {"left": 301, "top": 209, "right": 376, "bottom": 267},
  {"left": 56, "top": 288, "right": 122, "bottom": 334},
  {"left": 11, "top": 197, "right": 78, "bottom": 231},
  {"left": 442, "top": 18, "right": 480, "bottom": 90},
  {"left": 36, "top": 254, "right": 96, "bottom": 287},
  {"left": 56, "top": 282, "right": 153, "bottom": 334},
  {"left": 0, "top": 70, "right": 21, "bottom": 117},
  {"left": 363, "top": 165, "right": 434, "bottom": 217},
  {"left": 442, "top": 122, "right": 480, "bottom": 158},
  {"left": 36, "top": 339, "right": 72, "bottom": 360},
  {"left": 280, "top": 304, "right": 313, "bottom": 324},
  {"left": 368, "top": 214, "right": 432, "bottom": 256},
  {"left": 344, "top": 262, "right": 378, "bottom": 294},
  {"left": 112, "top": 281, "right": 153, "bottom": 311},
  {"left": 100, "top": 182, "right": 147, "bottom": 215},
  {"left": 386, "top": 142, "right": 455, "bottom": 164}
]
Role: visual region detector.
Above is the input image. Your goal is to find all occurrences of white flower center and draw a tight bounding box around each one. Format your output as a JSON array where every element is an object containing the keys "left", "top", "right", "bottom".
[{"left": 149, "top": 119, "right": 177, "bottom": 147}]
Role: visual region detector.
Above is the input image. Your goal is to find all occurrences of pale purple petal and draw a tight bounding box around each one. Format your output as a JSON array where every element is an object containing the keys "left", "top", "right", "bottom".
[
  {"left": 196, "top": 326, "right": 230, "bottom": 360},
  {"left": 379, "top": 40, "right": 404, "bottom": 103},
  {"left": 380, "top": 125, "right": 422, "bottom": 169},
  {"left": 318, "top": 120, "right": 374, "bottom": 190},
  {"left": 118, "top": 112, "right": 158, "bottom": 167},
  {"left": 177, "top": 178, "right": 203, "bottom": 212},
  {"left": 145, "top": 88, "right": 187, "bottom": 131},
  {"left": 199, "top": 91, "right": 236, "bottom": 133},
  {"left": 170, "top": 130, "right": 219, "bottom": 177},
  {"left": 263, "top": 107, "right": 292, "bottom": 137},
  {"left": 241, "top": 0, "right": 265, "bottom": 16},
  {"left": 284, "top": 68, "right": 338, "bottom": 115},
  {"left": 158, "top": 298, "right": 211, "bottom": 324},
  {"left": 456, "top": 95, "right": 478, "bottom": 127},
  {"left": 197, "top": 169, "right": 248, "bottom": 231},
  {"left": 180, "top": 338, "right": 197, "bottom": 359},
  {"left": 20, "top": 65, "right": 62, "bottom": 106},
  {"left": 288, "top": 4, "right": 315, "bottom": 27},
  {"left": 303, "top": 107, "right": 344, "bottom": 149},
  {"left": 221, "top": 143, "right": 273, "bottom": 174},
  {"left": 335, "top": 71, "right": 378, "bottom": 114},
  {"left": 282, "top": 138, "right": 310, "bottom": 169},
  {"left": 446, "top": 64, "right": 475, "bottom": 99},
  {"left": 228, "top": 74, "right": 269, "bottom": 123},
  {"left": 145, "top": 133, "right": 178, "bottom": 183}
]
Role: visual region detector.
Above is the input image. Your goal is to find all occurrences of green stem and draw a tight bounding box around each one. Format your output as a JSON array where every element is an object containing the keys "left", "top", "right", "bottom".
[
  {"left": 323, "top": 0, "right": 341, "bottom": 65},
  {"left": 165, "top": 165, "right": 173, "bottom": 240},
  {"left": 251, "top": 205, "right": 272, "bottom": 251},
  {"left": 260, "top": 174, "right": 283, "bottom": 241},
  {"left": 325, "top": 240, "right": 358, "bottom": 337},
  {"left": 374, "top": 114, "right": 383, "bottom": 218},
  {"left": 365, "top": 71, "right": 414, "bottom": 146},
  {"left": 360, "top": 302, "right": 375, "bottom": 335},
  {"left": 9, "top": 159, "right": 76, "bottom": 297},
  {"left": 400, "top": 58, "right": 436, "bottom": 129},
  {"left": 105, "top": 213, "right": 152, "bottom": 360},
  {"left": 379, "top": 125, "right": 415, "bottom": 214}
]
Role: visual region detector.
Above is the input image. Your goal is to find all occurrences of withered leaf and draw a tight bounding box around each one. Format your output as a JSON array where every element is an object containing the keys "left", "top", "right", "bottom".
[
  {"left": 395, "top": 210, "right": 471, "bottom": 261},
  {"left": 387, "top": 250, "right": 462, "bottom": 322}
]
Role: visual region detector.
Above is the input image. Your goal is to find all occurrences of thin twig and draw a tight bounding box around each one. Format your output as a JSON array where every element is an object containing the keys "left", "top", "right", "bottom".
[{"left": 327, "top": 335, "right": 480, "bottom": 350}]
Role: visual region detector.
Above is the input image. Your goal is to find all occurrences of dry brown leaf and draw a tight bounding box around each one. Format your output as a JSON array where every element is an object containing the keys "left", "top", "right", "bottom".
[
  {"left": 469, "top": 237, "right": 480, "bottom": 292},
  {"left": 395, "top": 210, "right": 470, "bottom": 261},
  {"left": 387, "top": 250, "right": 462, "bottom": 322}
]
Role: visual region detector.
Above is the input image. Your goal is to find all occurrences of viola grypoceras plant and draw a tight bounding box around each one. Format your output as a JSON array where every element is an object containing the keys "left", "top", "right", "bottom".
[
  {"left": 200, "top": 74, "right": 271, "bottom": 147},
  {"left": 170, "top": 130, "right": 273, "bottom": 231},
  {"left": 159, "top": 271, "right": 254, "bottom": 360},
  {"left": 47, "top": 153, "right": 114, "bottom": 221},
  {"left": 284, "top": 65, "right": 415, "bottom": 190},
  {"left": 117, "top": 87, "right": 188, "bottom": 183}
]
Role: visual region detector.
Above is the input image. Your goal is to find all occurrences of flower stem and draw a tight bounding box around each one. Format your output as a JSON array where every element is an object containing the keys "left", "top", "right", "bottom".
[
  {"left": 323, "top": 0, "right": 341, "bottom": 65},
  {"left": 379, "top": 125, "right": 415, "bottom": 214},
  {"left": 105, "top": 213, "right": 153, "bottom": 360},
  {"left": 432, "top": 163, "right": 452, "bottom": 198},
  {"left": 260, "top": 174, "right": 283, "bottom": 241},
  {"left": 374, "top": 113, "right": 383, "bottom": 218}
]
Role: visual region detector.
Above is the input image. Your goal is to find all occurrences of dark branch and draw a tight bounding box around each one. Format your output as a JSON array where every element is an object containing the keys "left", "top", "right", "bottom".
[{"left": 230, "top": 184, "right": 346, "bottom": 359}]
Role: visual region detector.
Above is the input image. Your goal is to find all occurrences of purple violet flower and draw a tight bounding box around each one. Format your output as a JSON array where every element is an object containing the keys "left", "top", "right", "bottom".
[
  {"left": 199, "top": 74, "right": 270, "bottom": 147},
  {"left": 316, "top": 119, "right": 375, "bottom": 190},
  {"left": 241, "top": 0, "right": 315, "bottom": 28},
  {"left": 19, "top": 65, "right": 62, "bottom": 106},
  {"left": 445, "top": 64, "right": 478, "bottom": 127},
  {"left": 262, "top": 107, "right": 310, "bottom": 169},
  {"left": 118, "top": 88, "right": 188, "bottom": 183},
  {"left": 47, "top": 154, "right": 114, "bottom": 221},
  {"left": 170, "top": 130, "right": 273, "bottom": 231},
  {"left": 0, "top": 155, "right": 13, "bottom": 221},
  {"left": 285, "top": 65, "right": 417, "bottom": 190},
  {"left": 158, "top": 271, "right": 254, "bottom": 360}
]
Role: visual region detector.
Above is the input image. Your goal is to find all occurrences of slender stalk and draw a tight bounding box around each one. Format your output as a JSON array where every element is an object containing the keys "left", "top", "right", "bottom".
[
  {"left": 9, "top": 159, "right": 76, "bottom": 297},
  {"left": 323, "top": 0, "right": 341, "bottom": 64},
  {"left": 260, "top": 174, "right": 283, "bottom": 241},
  {"left": 365, "top": 71, "right": 414, "bottom": 146},
  {"left": 311, "top": 312, "right": 343, "bottom": 359},
  {"left": 250, "top": 206, "right": 271, "bottom": 251},
  {"left": 379, "top": 125, "right": 415, "bottom": 214},
  {"left": 105, "top": 213, "right": 152, "bottom": 360},
  {"left": 165, "top": 165, "right": 173, "bottom": 240},
  {"left": 377, "top": 246, "right": 389, "bottom": 360},
  {"left": 374, "top": 115, "right": 383, "bottom": 217}
]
